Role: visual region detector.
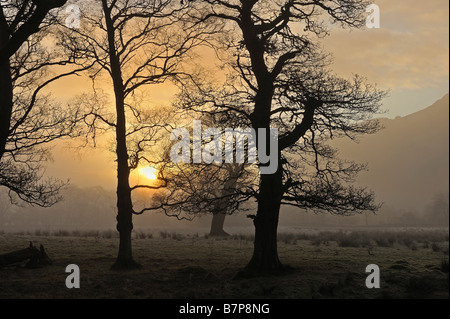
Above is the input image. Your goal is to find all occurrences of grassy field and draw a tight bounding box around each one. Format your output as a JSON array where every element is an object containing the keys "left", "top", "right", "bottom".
[{"left": 0, "top": 229, "right": 448, "bottom": 299}]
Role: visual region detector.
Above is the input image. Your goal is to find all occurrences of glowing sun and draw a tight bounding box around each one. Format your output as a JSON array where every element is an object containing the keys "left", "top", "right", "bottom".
[{"left": 140, "top": 166, "right": 158, "bottom": 180}]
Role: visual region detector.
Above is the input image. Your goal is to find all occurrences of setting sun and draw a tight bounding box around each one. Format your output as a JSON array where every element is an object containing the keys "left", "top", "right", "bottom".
[{"left": 139, "top": 166, "right": 158, "bottom": 180}]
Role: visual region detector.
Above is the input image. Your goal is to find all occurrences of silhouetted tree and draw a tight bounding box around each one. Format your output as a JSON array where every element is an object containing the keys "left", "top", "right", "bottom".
[
  {"left": 0, "top": 0, "right": 67, "bottom": 64},
  {"left": 0, "top": 0, "right": 88, "bottom": 206},
  {"left": 59, "top": 0, "right": 212, "bottom": 269},
  {"left": 152, "top": 159, "right": 253, "bottom": 224},
  {"left": 183, "top": 0, "right": 387, "bottom": 272},
  {"left": 425, "top": 192, "right": 449, "bottom": 226},
  {"left": 1, "top": 0, "right": 68, "bottom": 158},
  {"left": 144, "top": 108, "right": 257, "bottom": 235}
]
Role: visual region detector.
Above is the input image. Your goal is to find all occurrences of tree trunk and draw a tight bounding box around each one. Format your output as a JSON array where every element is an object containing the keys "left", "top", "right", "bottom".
[
  {"left": 102, "top": 0, "right": 139, "bottom": 270},
  {"left": 209, "top": 164, "right": 241, "bottom": 237},
  {"left": 0, "top": 59, "right": 12, "bottom": 161},
  {"left": 111, "top": 173, "right": 140, "bottom": 270},
  {"left": 209, "top": 213, "right": 229, "bottom": 237},
  {"left": 246, "top": 162, "right": 283, "bottom": 272},
  {"left": 0, "top": 18, "right": 13, "bottom": 161}
]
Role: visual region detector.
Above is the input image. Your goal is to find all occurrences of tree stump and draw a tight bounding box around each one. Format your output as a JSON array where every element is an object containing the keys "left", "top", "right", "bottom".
[{"left": 0, "top": 242, "right": 52, "bottom": 268}]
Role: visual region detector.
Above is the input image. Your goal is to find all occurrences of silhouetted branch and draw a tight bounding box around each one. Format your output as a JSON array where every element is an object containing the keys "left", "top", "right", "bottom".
[{"left": 0, "top": 0, "right": 68, "bottom": 63}]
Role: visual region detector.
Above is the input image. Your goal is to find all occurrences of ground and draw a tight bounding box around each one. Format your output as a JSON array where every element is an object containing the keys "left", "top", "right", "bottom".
[{"left": 0, "top": 229, "right": 448, "bottom": 299}]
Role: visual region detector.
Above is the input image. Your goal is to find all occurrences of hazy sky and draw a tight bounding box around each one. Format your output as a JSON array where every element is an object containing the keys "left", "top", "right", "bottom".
[
  {"left": 46, "top": 0, "right": 449, "bottom": 188},
  {"left": 50, "top": 0, "right": 449, "bottom": 118},
  {"left": 323, "top": 0, "right": 449, "bottom": 117}
]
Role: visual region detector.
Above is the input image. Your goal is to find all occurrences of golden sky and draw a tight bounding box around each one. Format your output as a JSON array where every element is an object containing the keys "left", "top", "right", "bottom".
[
  {"left": 51, "top": 0, "right": 449, "bottom": 117},
  {"left": 323, "top": 0, "right": 449, "bottom": 117},
  {"left": 45, "top": 0, "right": 449, "bottom": 188}
]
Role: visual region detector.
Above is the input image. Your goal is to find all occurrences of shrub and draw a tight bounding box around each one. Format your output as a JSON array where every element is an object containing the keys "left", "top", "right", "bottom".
[
  {"left": 375, "top": 237, "right": 393, "bottom": 248},
  {"left": 55, "top": 230, "right": 70, "bottom": 237},
  {"left": 278, "top": 233, "right": 297, "bottom": 245},
  {"left": 84, "top": 230, "right": 100, "bottom": 238},
  {"left": 135, "top": 231, "right": 147, "bottom": 239},
  {"left": 431, "top": 243, "right": 441, "bottom": 252},
  {"left": 160, "top": 231, "right": 169, "bottom": 239},
  {"left": 441, "top": 259, "right": 449, "bottom": 273},
  {"left": 311, "top": 238, "right": 322, "bottom": 246},
  {"left": 71, "top": 230, "right": 81, "bottom": 237},
  {"left": 338, "top": 236, "right": 360, "bottom": 248},
  {"left": 101, "top": 229, "right": 117, "bottom": 238},
  {"left": 337, "top": 232, "right": 366, "bottom": 248},
  {"left": 171, "top": 232, "right": 185, "bottom": 241},
  {"left": 231, "top": 234, "right": 254, "bottom": 242}
]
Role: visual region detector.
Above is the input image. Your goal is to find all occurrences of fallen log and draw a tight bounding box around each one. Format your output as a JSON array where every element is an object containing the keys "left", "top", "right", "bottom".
[{"left": 0, "top": 242, "right": 52, "bottom": 268}]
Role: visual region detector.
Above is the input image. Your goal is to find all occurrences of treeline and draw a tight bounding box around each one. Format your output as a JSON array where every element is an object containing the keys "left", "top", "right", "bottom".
[
  {"left": 281, "top": 192, "right": 449, "bottom": 228},
  {"left": 0, "top": 185, "right": 116, "bottom": 231},
  {"left": 1, "top": 186, "right": 448, "bottom": 232},
  {"left": 0, "top": 185, "right": 215, "bottom": 232}
]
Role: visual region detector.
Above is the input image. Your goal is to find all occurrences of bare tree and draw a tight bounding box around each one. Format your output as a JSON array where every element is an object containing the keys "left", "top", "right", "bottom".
[
  {"left": 180, "top": 0, "right": 387, "bottom": 272},
  {"left": 152, "top": 158, "right": 253, "bottom": 224},
  {"left": 144, "top": 107, "right": 258, "bottom": 236},
  {"left": 0, "top": 0, "right": 67, "bottom": 63},
  {"left": 59, "top": 0, "right": 213, "bottom": 269},
  {"left": 0, "top": 0, "right": 89, "bottom": 206},
  {"left": 1, "top": 0, "right": 69, "bottom": 157}
]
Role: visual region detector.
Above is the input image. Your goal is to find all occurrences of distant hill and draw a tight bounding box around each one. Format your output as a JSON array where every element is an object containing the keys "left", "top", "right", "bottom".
[
  {"left": 335, "top": 93, "right": 449, "bottom": 212},
  {"left": 278, "top": 94, "right": 449, "bottom": 227}
]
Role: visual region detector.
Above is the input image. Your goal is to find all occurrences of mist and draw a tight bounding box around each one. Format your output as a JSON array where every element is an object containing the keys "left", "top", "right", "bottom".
[
  {"left": 1, "top": 0, "right": 448, "bottom": 303},
  {"left": 2, "top": 95, "right": 448, "bottom": 234}
]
